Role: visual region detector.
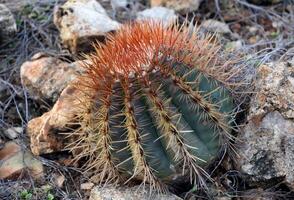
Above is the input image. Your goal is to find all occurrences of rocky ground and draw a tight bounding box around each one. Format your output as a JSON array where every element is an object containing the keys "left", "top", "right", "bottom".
[{"left": 0, "top": 0, "right": 294, "bottom": 199}]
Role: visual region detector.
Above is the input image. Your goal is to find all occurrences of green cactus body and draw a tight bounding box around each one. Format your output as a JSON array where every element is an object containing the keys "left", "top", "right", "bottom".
[{"left": 69, "top": 21, "right": 238, "bottom": 191}]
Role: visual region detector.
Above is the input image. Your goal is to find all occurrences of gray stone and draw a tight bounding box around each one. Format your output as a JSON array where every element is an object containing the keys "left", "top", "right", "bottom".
[
  {"left": 90, "top": 185, "right": 182, "bottom": 200},
  {"left": 201, "top": 20, "right": 231, "bottom": 34},
  {"left": 239, "top": 61, "right": 294, "bottom": 189},
  {"left": 0, "top": 4, "right": 17, "bottom": 38},
  {"left": 137, "top": 7, "right": 177, "bottom": 27}
]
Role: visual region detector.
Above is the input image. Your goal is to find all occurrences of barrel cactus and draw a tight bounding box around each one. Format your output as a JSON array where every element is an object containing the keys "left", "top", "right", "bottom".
[{"left": 67, "top": 21, "right": 239, "bottom": 192}]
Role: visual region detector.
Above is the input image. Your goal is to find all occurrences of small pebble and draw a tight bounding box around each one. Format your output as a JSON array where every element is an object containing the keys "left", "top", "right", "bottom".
[
  {"left": 81, "top": 182, "right": 95, "bottom": 190},
  {"left": 3, "top": 127, "right": 22, "bottom": 139},
  {"left": 53, "top": 173, "right": 66, "bottom": 188}
]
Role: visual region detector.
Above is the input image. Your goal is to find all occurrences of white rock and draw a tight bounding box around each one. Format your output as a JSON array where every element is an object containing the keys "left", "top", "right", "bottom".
[
  {"left": 0, "top": 4, "right": 17, "bottom": 38},
  {"left": 137, "top": 7, "right": 177, "bottom": 26},
  {"left": 3, "top": 127, "right": 22, "bottom": 139},
  {"left": 201, "top": 19, "right": 231, "bottom": 34},
  {"left": 54, "top": 0, "right": 120, "bottom": 53}
]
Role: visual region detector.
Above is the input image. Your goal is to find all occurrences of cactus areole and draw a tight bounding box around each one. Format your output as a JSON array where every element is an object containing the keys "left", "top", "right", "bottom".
[{"left": 68, "top": 21, "right": 238, "bottom": 191}]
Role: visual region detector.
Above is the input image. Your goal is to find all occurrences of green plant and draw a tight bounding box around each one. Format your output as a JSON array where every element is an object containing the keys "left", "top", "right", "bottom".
[
  {"left": 67, "top": 21, "right": 240, "bottom": 192},
  {"left": 20, "top": 189, "right": 33, "bottom": 200},
  {"left": 47, "top": 193, "right": 54, "bottom": 200},
  {"left": 18, "top": 185, "right": 55, "bottom": 200},
  {"left": 41, "top": 185, "right": 54, "bottom": 200}
]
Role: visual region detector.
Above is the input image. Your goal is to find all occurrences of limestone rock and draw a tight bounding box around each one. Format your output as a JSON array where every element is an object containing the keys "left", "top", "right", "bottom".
[
  {"left": 90, "top": 185, "right": 182, "bottom": 200},
  {"left": 21, "top": 52, "right": 83, "bottom": 102},
  {"left": 0, "top": 4, "right": 17, "bottom": 39},
  {"left": 137, "top": 7, "right": 177, "bottom": 26},
  {"left": 54, "top": 0, "right": 120, "bottom": 54},
  {"left": 26, "top": 84, "right": 84, "bottom": 155},
  {"left": 239, "top": 61, "right": 294, "bottom": 189},
  {"left": 150, "top": 0, "right": 202, "bottom": 14},
  {"left": 0, "top": 141, "right": 44, "bottom": 180},
  {"left": 201, "top": 20, "right": 231, "bottom": 34}
]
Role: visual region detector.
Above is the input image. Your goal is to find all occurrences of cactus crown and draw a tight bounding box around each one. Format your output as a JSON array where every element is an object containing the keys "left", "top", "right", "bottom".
[{"left": 68, "top": 21, "right": 240, "bottom": 192}]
